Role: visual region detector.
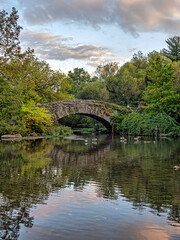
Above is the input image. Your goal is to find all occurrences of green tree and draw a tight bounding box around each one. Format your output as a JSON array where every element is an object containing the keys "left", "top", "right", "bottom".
[
  {"left": 143, "top": 53, "right": 180, "bottom": 120},
  {"left": 162, "top": 36, "right": 180, "bottom": 62},
  {"left": 0, "top": 7, "right": 33, "bottom": 64},
  {"left": 95, "top": 62, "right": 119, "bottom": 81},
  {"left": 172, "top": 61, "right": 180, "bottom": 92},
  {"left": 0, "top": 75, "right": 21, "bottom": 121},
  {"left": 68, "top": 68, "right": 91, "bottom": 96},
  {"left": 0, "top": 7, "right": 22, "bottom": 60},
  {"left": 78, "top": 81, "right": 109, "bottom": 101},
  {"left": 105, "top": 61, "right": 146, "bottom": 106},
  {"left": 131, "top": 51, "right": 147, "bottom": 69},
  {"left": 0, "top": 57, "right": 72, "bottom": 104},
  {"left": 0, "top": 8, "right": 73, "bottom": 136}
]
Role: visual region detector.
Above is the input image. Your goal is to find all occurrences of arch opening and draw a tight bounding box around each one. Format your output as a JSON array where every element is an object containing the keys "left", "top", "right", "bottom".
[{"left": 58, "top": 113, "right": 112, "bottom": 133}]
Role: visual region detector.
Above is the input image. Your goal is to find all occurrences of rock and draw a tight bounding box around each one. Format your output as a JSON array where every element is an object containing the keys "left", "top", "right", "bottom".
[
  {"left": 15, "top": 134, "right": 22, "bottom": 138},
  {"left": 1, "top": 134, "right": 22, "bottom": 140}
]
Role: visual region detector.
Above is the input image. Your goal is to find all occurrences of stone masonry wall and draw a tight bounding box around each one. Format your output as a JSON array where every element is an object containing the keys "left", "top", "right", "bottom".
[{"left": 36, "top": 100, "right": 116, "bottom": 132}]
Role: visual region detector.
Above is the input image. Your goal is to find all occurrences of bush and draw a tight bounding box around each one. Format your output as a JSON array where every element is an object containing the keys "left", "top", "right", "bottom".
[
  {"left": 111, "top": 114, "right": 126, "bottom": 131},
  {"left": 0, "top": 120, "right": 22, "bottom": 135},
  {"left": 44, "top": 125, "right": 73, "bottom": 137},
  {"left": 21, "top": 104, "right": 53, "bottom": 135},
  {"left": 114, "top": 112, "right": 180, "bottom": 136}
]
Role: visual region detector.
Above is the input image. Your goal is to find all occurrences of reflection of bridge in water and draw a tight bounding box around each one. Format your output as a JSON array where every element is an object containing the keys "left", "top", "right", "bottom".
[{"left": 48, "top": 136, "right": 112, "bottom": 168}]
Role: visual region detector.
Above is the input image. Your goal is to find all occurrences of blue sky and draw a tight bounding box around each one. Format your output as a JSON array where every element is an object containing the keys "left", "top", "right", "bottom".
[{"left": 1, "top": 0, "right": 180, "bottom": 74}]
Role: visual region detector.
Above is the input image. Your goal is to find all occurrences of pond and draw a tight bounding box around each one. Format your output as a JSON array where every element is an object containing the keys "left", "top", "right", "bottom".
[{"left": 0, "top": 135, "right": 180, "bottom": 240}]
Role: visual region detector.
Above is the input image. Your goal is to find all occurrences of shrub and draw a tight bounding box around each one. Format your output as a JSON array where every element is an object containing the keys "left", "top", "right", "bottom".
[
  {"left": 21, "top": 104, "right": 53, "bottom": 135},
  {"left": 44, "top": 125, "right": 73, "bottom": 137},
  {"left": 114, "top": 112, "right": 180, "bottom": 136},
  {"left": 111, "top": 114, "right": 126, "bottom": 131}
]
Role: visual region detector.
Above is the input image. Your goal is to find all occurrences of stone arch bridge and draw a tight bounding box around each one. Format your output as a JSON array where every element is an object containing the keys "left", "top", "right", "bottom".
[{"left": 37, "top": 100, "right": 125, "bottom": 132}]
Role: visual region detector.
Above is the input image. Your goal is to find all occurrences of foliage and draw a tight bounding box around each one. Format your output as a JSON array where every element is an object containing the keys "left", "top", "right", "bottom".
[
  {"left": 0, "top": 120, "right": 23, "bottom": 136},
  {"left": 131, "top": 51, "right": 148, "bottom": 69},
  {"left": 68, "top": 68, "right": 92, "bottom": 96},
  {"left": 162, "top": 36, "right": 180, "bottom": 62},
  {"left": 0, "top": 7, "right": 22, "bottom": 60},
  {"left": 119, "top": 112, "right": 180, "bottom": 136},
  {"left": 0, "top": 76, "right": 15, "bottom": 114},
  {"left": 77, "top": 81, "right": 109, "bottom": 101},
  {"left": 0, "top": 8, "right": 73, "bottom": 136},
  {"left": 0, "top": 57, "right": 73, "bottom": 104},
  {"left": 44, "top": 125, "right": 73, "bottom": 137},
  {"left": 0, "top": 7, "right": 34, "bottom": 63},
  {"left": 105, "top": 59, "right": 147, "bottom": 106},
  {"left": 172, "top": 60, "right": 180, "bottom": 91},
  {"left": 0, "top": 101, "right": 53, "bottom": 136},
  {"left": 21, "top": 104, "right": 53, "bottom": 135},
  {"left": 73, "top": 127, "right": 106, "bottom": 132},
  {"left": 111, "top": 104, "right": 131, "bottom": 131},
  {"left": 95, "top": 62, "right": 119, "bottom": 81},
  {"left": 60, "top": 115, "right": 106, "bottom": 131},
  {"left": 0, "top": 8, "right": 180, "bottom": 137},
  {"left": 111, "top": 114, "right": 127, "bottom": 131},
  {"left": 143, "top": 53, "right": 180, "bottom": 120},
  {"left": 0, "top": 8, "right": 72, "bottom": 105}
]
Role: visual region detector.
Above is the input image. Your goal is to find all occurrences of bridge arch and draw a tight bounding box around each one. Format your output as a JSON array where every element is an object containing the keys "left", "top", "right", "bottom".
[
  {"left": 68, "top": 113, "right": 112, "bottom": 132},
  {"left": 36, "top": 100, "right": 119, "bottom": 133}
]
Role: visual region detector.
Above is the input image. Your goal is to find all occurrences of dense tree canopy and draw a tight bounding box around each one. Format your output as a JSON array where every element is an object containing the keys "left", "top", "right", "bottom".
[
  {"left": 78, "top": 81, "right": 109, "bottom": 101},
  {"left": 0, "top": 7, "right": 179, "bottom": 136},
  {"left": 0, "top": 8, "right": 73, "bottom": 136},
  {"left": 143, "top": 54, "right": 180, "bottom": 120},
  {"left": 68, "top": 67, "right": 92, "bottom": 96}
]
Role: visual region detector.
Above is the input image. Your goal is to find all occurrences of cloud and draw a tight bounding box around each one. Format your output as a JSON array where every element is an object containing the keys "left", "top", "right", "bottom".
[
  {"left": 116, "top": 0, "right": 180, "bottom": 35},
  {"left": 18, "top": 0, "right": 180, "bottom": 35},
  {"left": 21, "top": 30, "right": 113, "bottom": 62},
  {"left": 87, "top": 56, "right": 125, "bottom": 68}
]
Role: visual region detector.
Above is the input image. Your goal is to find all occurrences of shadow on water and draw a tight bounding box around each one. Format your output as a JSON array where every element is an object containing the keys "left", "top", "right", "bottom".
[{"left": 0, "top": 136, "right": 180, "bottom": 239}]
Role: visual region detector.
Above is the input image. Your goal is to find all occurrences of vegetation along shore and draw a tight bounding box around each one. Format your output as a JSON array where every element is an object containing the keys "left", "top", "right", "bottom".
[{"left": 0, "top": 8, "right": 179, "bottom": 138}]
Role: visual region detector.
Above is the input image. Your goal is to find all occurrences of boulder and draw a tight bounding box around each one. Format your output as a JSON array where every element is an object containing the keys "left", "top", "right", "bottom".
[{"left": 1, "top": 134, "right": 22, "bottom": 140}]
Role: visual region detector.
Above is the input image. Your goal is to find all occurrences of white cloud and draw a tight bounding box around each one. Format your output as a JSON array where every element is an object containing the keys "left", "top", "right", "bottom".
[
  {"left": 18, "top": 0, "right": 180, "bottom": 35},
  {"left": 21, "top": 30, "right": 114, "bottom": 62}
]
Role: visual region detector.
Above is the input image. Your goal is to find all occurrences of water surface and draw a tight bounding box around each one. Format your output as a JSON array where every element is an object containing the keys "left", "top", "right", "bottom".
[{"left": 0, "top": 135, "right": 180, "bottom": 240}]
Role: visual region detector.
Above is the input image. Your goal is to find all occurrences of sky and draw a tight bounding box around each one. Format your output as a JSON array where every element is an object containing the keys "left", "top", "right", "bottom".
[{"left": 1, "top": 0, "right": 180, "bottom": 74}]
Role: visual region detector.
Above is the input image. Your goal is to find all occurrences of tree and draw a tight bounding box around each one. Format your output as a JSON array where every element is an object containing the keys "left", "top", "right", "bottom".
[
  {"left": 131, "top": 51, "right": 147, "bottom": 69},
  {"left": 0, "top": 75, "right": 15, "bottom": 118},
  {"left": 0, "top": 56, "right": 72, "bottom": 104},
  {"left": 78, "top": 81, "right": 109, "bottom": 101},
  {"left": 95, "top": 62, "right": 119, "bottom": 81},
  {"left": 162, "top": 36, "right": 180, "bottom": 62},
  {"left": 172, "top": 61, "right": 180, "bottom": 92},
  {"left": 143, "top": 53, "right": 180, "bottom": 120},
  {"left": 68, "top": 68, "right": 91, "bottom": 96},
  {"left": 0, "top": 7, "right": 33, "bottom": 62},
  {"left": 105, "top": 61, "right": 146, "bottom": 106},
  {"left": 0, "top": 8, "right": 73, "bottom": 136},
  {"left": 0, "top": 7, "right": 22, "bottom": 60}
]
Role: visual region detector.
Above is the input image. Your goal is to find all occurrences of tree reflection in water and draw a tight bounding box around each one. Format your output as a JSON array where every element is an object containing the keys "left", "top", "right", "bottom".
[{"left": 0, "top": 136, "right": 180, "bottom": 239}]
